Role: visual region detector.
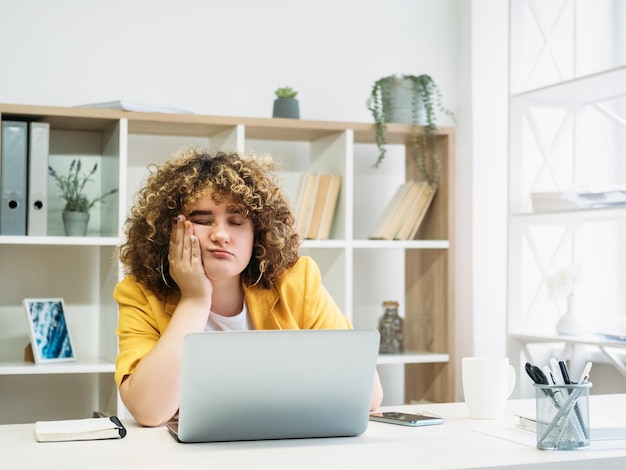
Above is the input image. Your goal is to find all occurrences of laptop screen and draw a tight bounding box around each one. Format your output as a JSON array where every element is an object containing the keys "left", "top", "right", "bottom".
[{"left": 170, "top": 329, "right": 379, "bottom": 443}]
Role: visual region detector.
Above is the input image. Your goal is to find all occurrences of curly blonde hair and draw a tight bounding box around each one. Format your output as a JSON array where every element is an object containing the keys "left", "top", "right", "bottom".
[{"left": 118, "top": 148, "right": 300, "bottom": 297}]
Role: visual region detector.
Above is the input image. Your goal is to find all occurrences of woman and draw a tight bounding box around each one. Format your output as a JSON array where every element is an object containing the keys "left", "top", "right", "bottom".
[{"left": 114, "top": 148, "right": 383, "bottom": 427}]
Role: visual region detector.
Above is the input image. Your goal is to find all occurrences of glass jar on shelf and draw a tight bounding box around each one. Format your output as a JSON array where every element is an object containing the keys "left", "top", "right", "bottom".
[{"left": 378, "top": 300, "right": 403, "bottom": 354}]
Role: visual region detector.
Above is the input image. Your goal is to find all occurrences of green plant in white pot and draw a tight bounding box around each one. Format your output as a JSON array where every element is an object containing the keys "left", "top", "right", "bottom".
[
  {"left": 273, "top": 86, "right": 300, "bottom": 119},
  {"left": 48, "top": 159, "right": 117, "bottom": 236},
  {"left": 367, "top": 74, "right": 454, "bottom": 188}
]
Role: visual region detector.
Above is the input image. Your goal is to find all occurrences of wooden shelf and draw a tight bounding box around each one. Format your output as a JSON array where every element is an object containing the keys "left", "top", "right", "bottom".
[
  {"left": 511, "top": 66, "right": 626, "bottom": 105},
  {"left": 509, "top": 205, "right": 626, "bottom": 223},
  {"left": 0, "top": 235, "right": 120, "bottom": 246},
  {"left": 0, "top": 103, "right": 455, "bottom": 422},
  {"left": 376, "top": 352, "right": 449, "bottom": 366},
  {"left": 0, "top": 359, "right": 115, "bottom": 376},
  {"left": 352, "top": 239, "right": 450, "bottom": 249}
]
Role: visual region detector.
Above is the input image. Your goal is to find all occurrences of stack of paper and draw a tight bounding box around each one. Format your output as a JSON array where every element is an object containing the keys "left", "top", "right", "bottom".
[
  {"left": 531, "top": 187, "right": 626, "bottom": 212},
  {"left": 76, "top": 100, "right": 194, "bottom": 114}
]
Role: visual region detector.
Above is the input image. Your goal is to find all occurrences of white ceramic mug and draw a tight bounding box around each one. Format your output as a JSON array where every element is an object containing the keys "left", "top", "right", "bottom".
[{"left": 462, "top": 357, "right": 516, "bottom": 419}]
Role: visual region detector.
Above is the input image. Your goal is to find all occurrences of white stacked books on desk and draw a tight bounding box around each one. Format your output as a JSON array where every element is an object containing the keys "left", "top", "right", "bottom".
[{"left": 516, "top": 413, "right": 626, "bottom": 440}]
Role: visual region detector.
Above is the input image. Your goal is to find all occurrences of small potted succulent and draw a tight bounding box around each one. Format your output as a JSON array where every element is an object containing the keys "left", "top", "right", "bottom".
[
  {"left": 48, "top": 159, "right": 117, "bottom": 236},
  {"left": 367, "top": 74, "right": 454, "bottom": 188},
  {"left": 272, "top": 86, "right": 300, "bottom": 119}
]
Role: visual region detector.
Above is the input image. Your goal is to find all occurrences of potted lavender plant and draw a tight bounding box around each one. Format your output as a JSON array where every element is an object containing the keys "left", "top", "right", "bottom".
[{"left": 48, "top": 159, "right": 117, "bottom": 236}]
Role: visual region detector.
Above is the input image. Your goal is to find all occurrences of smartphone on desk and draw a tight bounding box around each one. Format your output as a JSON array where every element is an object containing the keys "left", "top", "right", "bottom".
[{"left": 369, "top": 411, "right": 444, "bottom": 427}]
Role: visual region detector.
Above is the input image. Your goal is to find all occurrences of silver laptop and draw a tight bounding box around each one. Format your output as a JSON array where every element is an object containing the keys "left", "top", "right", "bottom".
[{"left": 167, "top": 329, "right": 379, "bottom": 443}]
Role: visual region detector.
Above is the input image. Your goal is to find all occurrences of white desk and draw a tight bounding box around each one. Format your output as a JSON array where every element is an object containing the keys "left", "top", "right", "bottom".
[{"left": 2, "top": 395, "right": 626, "bottom": 469}]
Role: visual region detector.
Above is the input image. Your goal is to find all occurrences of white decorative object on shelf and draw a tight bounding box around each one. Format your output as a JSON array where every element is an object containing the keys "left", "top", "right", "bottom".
[
  {"left": 555, "top": 294, "right": 587, "bottom": 336},
  {"left": 547, "top": 265, "right": 587, "bottom": 336}
]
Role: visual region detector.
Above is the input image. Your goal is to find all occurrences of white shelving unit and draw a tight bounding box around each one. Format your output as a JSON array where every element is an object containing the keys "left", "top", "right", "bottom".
[
  {"left": 507, "top": 0, "right": 626, "bottom": 397},
  {"left": 0, "top": 103, "right": 455, "bottom": 423}
]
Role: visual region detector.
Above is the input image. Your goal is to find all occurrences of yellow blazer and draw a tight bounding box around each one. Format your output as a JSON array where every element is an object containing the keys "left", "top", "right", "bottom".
[{"left": 114, "top": 256, "right": 351, "bottom": 386}]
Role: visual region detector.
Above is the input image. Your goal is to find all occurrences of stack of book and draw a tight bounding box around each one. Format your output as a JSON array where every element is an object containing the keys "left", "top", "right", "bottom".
[
  {"left": 369, "top": 181, "right": 436, "bottom": 240},
  {"left": 531, "top": 187, "right": 626, "bottom": 212},
  {"left": 294, "top": 173, "right": 342, "bottom": 240},
  {"left": 516, "top": 413, "right": 626, "bottom": 440}
]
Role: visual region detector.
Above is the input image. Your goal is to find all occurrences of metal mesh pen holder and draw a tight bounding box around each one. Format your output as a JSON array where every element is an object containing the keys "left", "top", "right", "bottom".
[{"left": 534, "top": 382, "right": 592, "bottom": 451}]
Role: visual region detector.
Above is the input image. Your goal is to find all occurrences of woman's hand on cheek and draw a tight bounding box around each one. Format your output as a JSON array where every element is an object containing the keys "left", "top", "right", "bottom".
[{"left": 168, "top": 215, "right": 213, "bottom": 299}]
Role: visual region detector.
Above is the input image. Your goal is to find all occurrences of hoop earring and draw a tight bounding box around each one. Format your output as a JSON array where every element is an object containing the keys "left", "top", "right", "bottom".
[
  {"left": 160, "top": 258, "right": 174, "bottom": 289},
  {"left": 250, "top": 269, "right": 264, "bottom": 287}
]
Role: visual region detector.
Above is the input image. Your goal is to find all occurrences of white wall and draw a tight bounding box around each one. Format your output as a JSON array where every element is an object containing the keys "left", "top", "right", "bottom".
[
  {"left": 0, "top": 0, "right": 459, "bottom": 123},
  {"left": 0, "top": 0, "right": 511, "bottom": 402},
  {"left": 454, "top": 0, "right": 509, "bottom": 400}
]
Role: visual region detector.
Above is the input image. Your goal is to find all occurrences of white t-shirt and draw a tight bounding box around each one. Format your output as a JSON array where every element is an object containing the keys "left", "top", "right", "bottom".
[{"left": 205, "top": 302, "right": 253, "bottom": 331}]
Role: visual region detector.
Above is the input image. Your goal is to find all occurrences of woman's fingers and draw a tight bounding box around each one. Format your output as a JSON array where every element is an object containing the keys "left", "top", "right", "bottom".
[
  {"left": 168, "top": 215, "right": 184, "bottom": 262},
  {"left": 167, "top": 215, "right": 210, "bottom": 297},
  {"left": 182, "top": 218, "right": 193, "bottom": 264}
]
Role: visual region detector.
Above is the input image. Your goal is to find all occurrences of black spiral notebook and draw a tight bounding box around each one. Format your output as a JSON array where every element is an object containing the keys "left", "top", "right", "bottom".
[{"left": 35, "top": 416, "right": 127, "bottom": 442}]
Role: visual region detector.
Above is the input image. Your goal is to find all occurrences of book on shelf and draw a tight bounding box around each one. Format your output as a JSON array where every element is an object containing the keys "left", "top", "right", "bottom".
[
  {"left": 317, "top": 174, "right": 342, "bottom": 240},
  {"left": 369, "top": 181, "right": 414, "bottom": 240},
  {"left": 294, "top": 173, "right": 319, "bottom": 237},
  {"left": 599, "top": 332, "right": 626, "bottom": 343},
  {"left": 306, "top": 173, "right": 333, "bottom": 239},
  {"left": 369, "top": 181, "right": 436, "bottom": 240},
  {"left": 76, "top": 99, "right": 194, "bottom": 114},
  {"left": 294, "top": 173, "right": 342, "bottom": 240},
  {"left": 35, "top": 416, "right": 127, "bottom": 442},
  {"left": 395, "top": 181, "right": 437, "bottom": 240},
  {"left": 531, "top": 186, "right": 626, "bottom": 213}
]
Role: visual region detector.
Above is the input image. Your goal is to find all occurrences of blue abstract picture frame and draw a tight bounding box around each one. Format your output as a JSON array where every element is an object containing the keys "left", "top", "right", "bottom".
[{"left": 23, "top": 298, "right": 76, "bottom": 363}]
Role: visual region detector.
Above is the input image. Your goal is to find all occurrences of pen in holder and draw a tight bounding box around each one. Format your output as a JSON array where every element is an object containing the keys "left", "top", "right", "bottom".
[{"left": 534, "top": 382, "right": 592, "bottom": 451}]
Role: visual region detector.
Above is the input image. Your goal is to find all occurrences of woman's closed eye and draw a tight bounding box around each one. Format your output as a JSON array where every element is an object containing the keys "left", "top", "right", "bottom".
[
  {"left": 227, "top": 215, "right": 246, "bottom": 226},
  {"left": 188, "top": 215, "right": 247, "bottom": 227},
  {"left": 189, "top": 216, "right": 214, "bottom": 226}
]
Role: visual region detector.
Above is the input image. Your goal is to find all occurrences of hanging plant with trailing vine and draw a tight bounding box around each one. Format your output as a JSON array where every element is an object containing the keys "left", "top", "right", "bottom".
[{"left": 367, "top": 74, "right": 454, "bottom": 189}]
